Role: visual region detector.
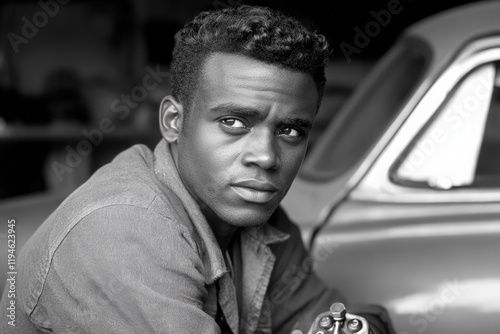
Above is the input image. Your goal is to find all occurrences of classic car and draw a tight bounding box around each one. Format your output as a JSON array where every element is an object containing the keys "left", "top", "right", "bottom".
[{"left": 282, "top": 2, "right": 500, "bottom": 334}]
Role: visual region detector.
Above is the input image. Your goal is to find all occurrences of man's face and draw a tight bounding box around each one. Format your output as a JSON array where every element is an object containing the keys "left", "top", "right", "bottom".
[{"left": 176, "top": 52, "right": 318, "bottom": 227}]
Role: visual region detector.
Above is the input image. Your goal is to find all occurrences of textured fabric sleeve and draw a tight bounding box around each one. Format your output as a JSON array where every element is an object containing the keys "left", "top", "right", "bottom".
[
  {"left": 35, "top": 205, "right": 220, "bottom": 334},
  {"left": 268, "top": 207, "right": 395, "bottom": 334}
]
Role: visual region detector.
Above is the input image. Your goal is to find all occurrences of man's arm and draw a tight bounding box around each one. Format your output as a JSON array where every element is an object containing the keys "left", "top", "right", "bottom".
[
  {"left": 33, "top": 205, "right": 219, "bottom": 333},
  {"left": 268, "top": 207, "right": 395, "bottom": 334}
]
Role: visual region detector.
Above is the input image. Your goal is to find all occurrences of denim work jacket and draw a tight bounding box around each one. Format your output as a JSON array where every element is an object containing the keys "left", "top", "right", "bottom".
[{"left": 0, "top": 140, "right": 390, "bottom": 334}]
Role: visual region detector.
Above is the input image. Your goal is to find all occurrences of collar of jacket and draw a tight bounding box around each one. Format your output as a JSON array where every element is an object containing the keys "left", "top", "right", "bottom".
[{"left": 152, "top": 139, "right": 290, "bottom": 285}]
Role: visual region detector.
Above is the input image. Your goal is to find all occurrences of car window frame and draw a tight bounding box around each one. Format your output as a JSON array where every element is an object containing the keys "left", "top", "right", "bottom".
[
  {"left": 392, "top": 62, "right": 497, "bottom": 189},
  {"left": 351, "top": 36, "right": 500, "bottom": 204}
]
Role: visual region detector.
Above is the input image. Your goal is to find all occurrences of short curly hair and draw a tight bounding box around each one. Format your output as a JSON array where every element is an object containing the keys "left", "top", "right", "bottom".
[{"left": 170, "top": 5, "right": 330, "bottom": 110}]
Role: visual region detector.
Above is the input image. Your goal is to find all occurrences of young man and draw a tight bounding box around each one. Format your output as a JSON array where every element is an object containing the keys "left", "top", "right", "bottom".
[{"left": 1, "top": 5, "right": 394, "bottom": 334}]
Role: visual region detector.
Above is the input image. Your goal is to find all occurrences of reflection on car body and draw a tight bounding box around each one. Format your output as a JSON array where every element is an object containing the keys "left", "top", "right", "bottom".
[{"left": 282, "top": 2, "right": 500, "bottom": 334}]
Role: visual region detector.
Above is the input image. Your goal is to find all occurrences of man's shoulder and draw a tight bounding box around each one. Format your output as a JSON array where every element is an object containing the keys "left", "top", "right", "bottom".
[
  {"left": 24, "top": 142, "right": 199, "bottom": 251},
  {"left": 22, "top": 142, "right": 197, "bottom": 266},
  {"left": 17, "top": 144, "right": 201, "bottom": 317},
  {"left": 58, "top": 143, "right": 193, "bottom": 229}
]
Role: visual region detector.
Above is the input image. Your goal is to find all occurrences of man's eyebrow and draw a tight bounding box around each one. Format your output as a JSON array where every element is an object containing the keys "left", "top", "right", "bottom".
[
  {"left": 280, "top": 117, "right": 313, "bottom": 129},
  {"left": 209, "top": 103, "right": 313, "bottom": 128},
  {"left": 209, "top": 103, "right": 263, "bottom": 119}
]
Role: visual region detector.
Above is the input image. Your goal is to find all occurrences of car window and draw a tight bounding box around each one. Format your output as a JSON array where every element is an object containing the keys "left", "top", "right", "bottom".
[
  {"left": 301, "top": 42, "right": 428, "bottom": 181},
  {"left": 394, "top": 61, "right": 500, "bottom": 189}
]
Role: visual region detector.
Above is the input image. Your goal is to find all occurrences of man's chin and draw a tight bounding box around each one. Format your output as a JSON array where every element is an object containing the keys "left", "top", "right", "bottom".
[{"left": 216, "top": 205, "right": 277, "bottom": 228}]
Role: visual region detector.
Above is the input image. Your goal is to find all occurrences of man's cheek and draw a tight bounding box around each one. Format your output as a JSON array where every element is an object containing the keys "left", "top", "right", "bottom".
[{"left": 283, "top": 147, "right": 306, "bottom": 172}]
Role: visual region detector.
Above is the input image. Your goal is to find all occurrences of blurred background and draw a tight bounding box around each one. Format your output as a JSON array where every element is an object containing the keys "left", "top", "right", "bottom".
[{"left": 0, "top": 0, "right": 483, "bottom": 201}]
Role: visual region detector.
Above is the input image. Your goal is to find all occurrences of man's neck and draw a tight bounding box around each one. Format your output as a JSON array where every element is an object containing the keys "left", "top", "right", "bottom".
[{"left": 200, "top": 205, "right": 239, "bottom": 252}]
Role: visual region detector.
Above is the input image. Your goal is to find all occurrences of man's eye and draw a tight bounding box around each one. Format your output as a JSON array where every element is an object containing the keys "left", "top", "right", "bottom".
[
  {"left": 279, "top": 127, "right": 302, "bottom": 137},
  {"left": 220, "top": 118, "right": 246, "bottom": 128}
]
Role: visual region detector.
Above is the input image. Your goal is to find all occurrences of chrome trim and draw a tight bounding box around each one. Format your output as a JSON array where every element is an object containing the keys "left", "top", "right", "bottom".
[{"left": 315, "top": 220, "right": 500, "bottom": 245}]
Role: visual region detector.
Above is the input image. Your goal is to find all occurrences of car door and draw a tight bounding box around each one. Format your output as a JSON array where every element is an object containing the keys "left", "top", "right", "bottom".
[{"left": 312, "top": 37, "right": 500, "bottom": 334}]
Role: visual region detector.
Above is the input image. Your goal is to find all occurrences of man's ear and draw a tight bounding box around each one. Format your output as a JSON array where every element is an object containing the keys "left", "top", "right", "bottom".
[{"left": 159, "top": 96, "right": 183, "bottom": 143}]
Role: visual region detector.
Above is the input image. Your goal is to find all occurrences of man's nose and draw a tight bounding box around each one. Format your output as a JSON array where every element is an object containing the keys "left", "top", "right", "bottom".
[{"left": 241, "top": 129, "right": 280, "bottom": 170}]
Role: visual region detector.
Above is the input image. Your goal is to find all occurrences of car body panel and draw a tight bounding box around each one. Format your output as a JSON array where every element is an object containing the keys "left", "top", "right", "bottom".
[{"left": 313, "top": 200, "right": 500, "bottom": 334}]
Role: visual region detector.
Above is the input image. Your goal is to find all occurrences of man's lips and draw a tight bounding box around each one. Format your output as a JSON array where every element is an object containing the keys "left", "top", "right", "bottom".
[
  {"left": 231, "top": 179, "right": 279, "bottom": 203},
  {"left": 232, "top": 179, "right": 279, "bottom": 191}
]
